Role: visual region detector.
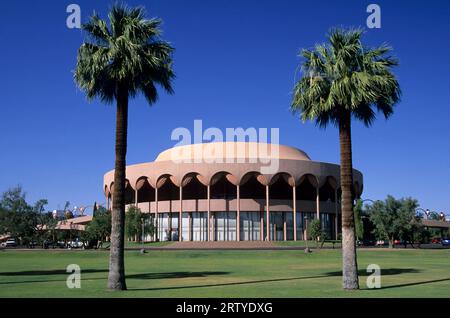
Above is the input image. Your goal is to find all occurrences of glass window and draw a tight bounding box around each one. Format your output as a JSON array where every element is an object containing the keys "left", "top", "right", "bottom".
[
  {"left": 191, "top": 212, "right": 207, "bottom": 241},
  {"left": 286, "top": 212, "right": 294, "bottom": 241},
  {"left": 269, "top": 212, "right": 284, "bottom": 241},
  {"left": 214, "top": 212, "right": 236, "bottom": 241},
  {"left": 181, "top": 212, "right": 189, "bottom": 241},
  {"left": 320, "top": 213, "right": 332, "bottom": 239},
  {"left": 296, "top": 212, "right": 303, "bottom": 240},
  {"left": 240, "top": 212, "right": 261, "bottom": 241}
]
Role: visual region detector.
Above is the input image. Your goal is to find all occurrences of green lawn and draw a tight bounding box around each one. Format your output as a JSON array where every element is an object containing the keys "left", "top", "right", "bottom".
[{"left": 0, "top": 249, "right": 449, "bottom": 297}]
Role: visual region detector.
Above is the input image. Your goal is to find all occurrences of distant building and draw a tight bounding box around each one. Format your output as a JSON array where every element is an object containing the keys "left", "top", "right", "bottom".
[
  {"left": 52, "top": 210, "right": 65, "bottom": 220},
  {"left": 55, "top": 215, "right": 93, "bottom": 231}
]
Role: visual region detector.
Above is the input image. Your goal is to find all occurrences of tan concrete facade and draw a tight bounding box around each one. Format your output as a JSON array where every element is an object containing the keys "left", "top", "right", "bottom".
[{"left": 103, "top": 142, "right": 363, "bottom": 242}]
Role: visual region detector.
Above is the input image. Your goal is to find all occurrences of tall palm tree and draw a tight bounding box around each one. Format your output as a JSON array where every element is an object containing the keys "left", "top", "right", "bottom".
[
  {"left": 74, "top": 4, "right": 174, "bottom": 290},
  {"left": 291, "top": 28, "right": 400, "bottom": 290}
]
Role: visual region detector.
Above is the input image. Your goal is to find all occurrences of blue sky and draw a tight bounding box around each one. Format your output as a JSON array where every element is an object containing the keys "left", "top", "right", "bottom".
[{"left": 0, "top": 0, "right": 449, "bottom": 214}]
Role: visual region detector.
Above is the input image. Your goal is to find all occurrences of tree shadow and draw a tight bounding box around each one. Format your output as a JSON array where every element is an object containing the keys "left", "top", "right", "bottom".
[
  {"left": 324, "top": 268, "right": 421, "bottom": 277},
  {"left": 127, "top": 271, "right": 229, "bottom": 280},
  {"left": 0, "top": 270, "right": 229, "bottom": 286},
  {"left": 324, "top": 268, "right": 450, "bottom": 291},
  {"left": 129, "top": 268, "right": 423, "bottom": 292},
  {"left": 0, "top": 269, "right": 106, "bottom": 285},
  {"left": 1, "top": 267, "right": 431, "bottom": 292},
  {"left": 129, "top": 274, "right": 331, "bottom": 291},
  {"left": 375, "top": 277, "right": 450, "bottom": 290},
  {"left": 0, "top": 269, "right": 108, "bottom": 276}
]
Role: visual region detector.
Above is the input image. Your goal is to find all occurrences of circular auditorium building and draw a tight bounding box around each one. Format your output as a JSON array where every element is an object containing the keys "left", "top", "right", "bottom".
[{"left": 103, "top": 142, "right": 363, "bottom": 242}]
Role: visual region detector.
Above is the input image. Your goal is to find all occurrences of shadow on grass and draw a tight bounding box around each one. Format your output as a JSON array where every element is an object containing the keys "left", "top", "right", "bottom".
[
  {"left": 376, "top": 277, "right": 450, "bottom": 290},
  {"left": 3, "top": 267, "right": 442, "bottom": 292},
  {"left": 0, "top": 269, "right": 107, "bottom": 276},
  {"left": 0, "top": 270, "right": 229, "bottom": 285},
  {"left": 326, "top": 268, "right": 450, "bottom": 291},
  {"left": 128, "top": 274, "right": 331, "bottom": 291},
  {"left": 127, "top": 271, "right": 229, "bottom": 280},
  {"left": 324, "top": 268, "right": 421, "bottom": 277},
  {"left": 129, "top": 268, "right": 423, "bottom": 292},
  {"left": 0, "top": 269, "right": 108, "bottom": 285}
]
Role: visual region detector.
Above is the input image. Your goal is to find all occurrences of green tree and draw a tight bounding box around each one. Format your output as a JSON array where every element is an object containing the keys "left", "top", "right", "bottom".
[
  {"left": 353, "top": 199, "right": 364, "bottom": 241},
  {"left": 409, "top": 219, "right": 430, "bottom": 248},
  {"left": 126, "top": 206, "right": 154, "bottom": 242},
  {"left": 291, "top": 28, "right": 400, "bottom": 289},
  {"left": 367, "top": 195, "right": 418, "bottom": 248},
  {"left": 84, "top": 207, "right": 112, "bottom": 246},
  {"left": 125, "top": 206, "right": 140, "bottom": 241},
  {"left": 0, "top": 186, "right": 33, "bottom": 243},
  {"left": 0, "top": 186, "right": 50, "bottom": 245},
  {"left": 309, "top": 219, "right": 323, "bottom": 246},
  {"left": 43, "top": 214, "right": 58, "bottom": 243},
  {"left": 428, "top": 212, "right": 440, "bottom": 220},
  {"left": 74, "top": 4, "right": 174, "bottom": 290},
  {"left": 0, "top": 205, "right": 7, "bottom": 235}
]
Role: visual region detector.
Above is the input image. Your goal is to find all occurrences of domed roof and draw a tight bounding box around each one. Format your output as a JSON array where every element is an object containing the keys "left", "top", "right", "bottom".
[{"left": 155, "top": 142, "right": 311, "bottom": 162}]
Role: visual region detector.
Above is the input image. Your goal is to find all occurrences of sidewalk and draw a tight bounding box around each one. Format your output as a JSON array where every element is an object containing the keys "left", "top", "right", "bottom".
[{"left": 126, "top": 241, "right": 310, "bottom": 250}]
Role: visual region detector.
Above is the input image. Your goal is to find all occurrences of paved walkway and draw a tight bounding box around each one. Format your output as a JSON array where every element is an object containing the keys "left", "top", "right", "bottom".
[
  {"left": 163, "top": 241, "right": 277, "bottom": 250},
  {"left": 129, "top": 241, "right": 312, "bottom": 250},
  {"left": 2, "top": 242, "right": 307, "bottom": 251}
]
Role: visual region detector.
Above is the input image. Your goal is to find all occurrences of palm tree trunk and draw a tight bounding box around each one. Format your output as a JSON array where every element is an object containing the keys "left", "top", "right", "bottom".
[
  {"left": 339, "top": 110, "right": 359, "bottom": 290},
  {"left": 107, "top": 84, "right": 128, "bottom": 291}
]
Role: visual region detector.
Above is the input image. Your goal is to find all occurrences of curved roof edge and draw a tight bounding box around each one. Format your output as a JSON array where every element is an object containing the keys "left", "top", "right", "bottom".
[{"left": 155, "top": 142, "right": 311, "bottom": 162}]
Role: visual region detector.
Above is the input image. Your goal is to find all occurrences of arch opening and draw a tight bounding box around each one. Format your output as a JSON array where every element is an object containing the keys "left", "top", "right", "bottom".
[
  {"left": 211, "top": 173, "right": 236, "bottom": 199},
  {"left": 183, "top": 175, "right": 207, "bottom": 200},
  {"left": 158, "top": 176, "right": 179, "bottom": 201},
  {"left": 319, "top": 180, "right": 336, "bottom": 202},
  {"left": 240, "top": 173, "right": 265, "bottom": 199},
  {"left": 296, "top": 175, "right": 317, "bottom": 201},
  {"left": 136, "top": 178, "right": 155, "bottom": 203},
  {"left": 270, "top": 174, "right": 293, "bottom": 200},
  {"left": 124, "top": 181, "right": 136, "bottom": 205}
]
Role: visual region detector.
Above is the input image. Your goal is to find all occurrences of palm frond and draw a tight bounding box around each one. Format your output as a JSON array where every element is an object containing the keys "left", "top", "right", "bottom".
[
  {"left": 74, "top": 4, "right": 175, "bottom": 105},
  {"left": 291, "top": 27, "right": 400, "bottom": 128}
]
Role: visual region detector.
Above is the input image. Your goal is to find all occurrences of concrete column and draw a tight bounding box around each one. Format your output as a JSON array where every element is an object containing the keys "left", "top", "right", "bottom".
[
  {"left": 207, "top": 185, "right": 211, "bottom": 241},
  {"left": 283, "top": 213, "right": 287, "bottom": 241},
  {"left": 188, "top": 212, "right": 191, "bottom": 241},
  {"left": 211, "top": 213, "right": 215, "bottom": 241},
  {"left": 149, "top": 201, "right": 154, "bottom": 241},
  {"left": 316, "top": 185, "right": 320, "bottom": 220},
  {"left": 236, "top": 185, "right": 240, "bottom": 241},
  {"left": 155, "top": 187, "right": 158, "bottom": 241},
  {"left": 335, "top": 188, "right": 339, "bottom": 240},
  {"left": 266, "top": 185, "right": 270, "bottom": 241},
  {"left": 293, "top": 186, "right": 297, "bottom": 241},
  {"left": 135, "top": 188, "right": 138, "bottom": 207},
  {"left": 179, "top": 185, "right": 183, "bottom": 242}
]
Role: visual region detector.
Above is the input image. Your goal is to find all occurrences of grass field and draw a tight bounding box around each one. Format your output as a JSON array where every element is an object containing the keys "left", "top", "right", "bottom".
[{"left": 0, "top": 249, "right": 449, "bottom": 297}]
